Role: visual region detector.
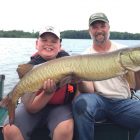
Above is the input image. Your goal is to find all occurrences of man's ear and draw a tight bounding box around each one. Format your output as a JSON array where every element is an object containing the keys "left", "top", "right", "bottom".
[
  {"left": 88, "top": 28, "right": 91, "bottom": 34},
  {"left": 89, "top": 30, "right": 93, "bottom": 39}
]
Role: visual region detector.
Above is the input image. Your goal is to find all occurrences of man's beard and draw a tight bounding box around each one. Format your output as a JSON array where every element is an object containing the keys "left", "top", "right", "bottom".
[{"left": 93, "top": 32, "right": 110, "bottom": 45}]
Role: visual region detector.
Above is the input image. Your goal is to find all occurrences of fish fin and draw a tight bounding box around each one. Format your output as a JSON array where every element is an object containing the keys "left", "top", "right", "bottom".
[
  {"left": 0, "top": 95, "right": 15, "bottom": 125},
  {"left": 59, "top": 75, "right": 81, "bottom": 87},
  {"left": 0, "top": 95, "right": 10, "bottom": 108},
  {"left": 16, "top": 64, "right": 34, "bottom": 79},
  {"left": 71, "top": 76, "right": 82, "bottom": 84},
  {"left": 7, "top": 99, "right": 15, "bottom": 125},
  {"left": 59, "top": 76, "right": 73, "bottom": 87},
  {"left": 124, "top": 71, "right": 136, "bottom": 89}
]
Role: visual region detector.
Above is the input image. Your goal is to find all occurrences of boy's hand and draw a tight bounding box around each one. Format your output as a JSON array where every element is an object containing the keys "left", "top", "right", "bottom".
[{"left": 42, "top": 79, "right": 57, "bottom": 95}]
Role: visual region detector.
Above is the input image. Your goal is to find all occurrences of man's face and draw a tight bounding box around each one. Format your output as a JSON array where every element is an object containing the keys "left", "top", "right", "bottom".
[
  {"left": 89, "top": 21, "right": 110, "bottom": 45},
  {"left": 36, "top": 32, "right": 61, "bottom": 60}
]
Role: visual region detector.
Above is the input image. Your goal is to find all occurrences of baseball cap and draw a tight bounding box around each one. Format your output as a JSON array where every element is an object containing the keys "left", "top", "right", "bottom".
[
  {"left": 89, "top": 12, "right": 109, "bottom": 26},
  {"left": 39, "top": 26, "right": 60, "bottom": 39}
]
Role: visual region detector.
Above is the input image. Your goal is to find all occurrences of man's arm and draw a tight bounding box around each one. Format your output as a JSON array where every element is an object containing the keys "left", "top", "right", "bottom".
[
  {"left": 77, "top": 81, "right": 95, "bottom": 93},
  {"left": 135, "top": 71, "right": 140, "bottom": 90}
]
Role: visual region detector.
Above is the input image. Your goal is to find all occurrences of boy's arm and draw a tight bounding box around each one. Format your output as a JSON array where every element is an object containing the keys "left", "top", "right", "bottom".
[{"left": 22, "top": 79, "right": 57, "bottom": 113}]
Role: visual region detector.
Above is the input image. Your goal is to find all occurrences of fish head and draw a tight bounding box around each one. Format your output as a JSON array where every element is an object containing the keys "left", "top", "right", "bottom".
[
  {"left": 121, "top": 46, "right": 140, "bottom": 72},
  {"left": 130, "top": 46, "right": 140, "bottom": 65}
]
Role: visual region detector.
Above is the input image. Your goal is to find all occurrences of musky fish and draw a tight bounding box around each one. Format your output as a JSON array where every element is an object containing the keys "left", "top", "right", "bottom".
[{"left": 0, "top": 46, "right": 140, "bottom": 124}]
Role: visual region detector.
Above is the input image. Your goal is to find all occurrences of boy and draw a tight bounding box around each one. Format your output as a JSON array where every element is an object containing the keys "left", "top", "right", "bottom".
[{"left": 3, "top": 26, "right": 77, "bottom": 140}]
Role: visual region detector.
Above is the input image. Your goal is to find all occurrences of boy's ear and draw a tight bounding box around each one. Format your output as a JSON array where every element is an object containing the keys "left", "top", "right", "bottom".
[{"left": 35, "top": 40, "right": 39, "bottom": 50}]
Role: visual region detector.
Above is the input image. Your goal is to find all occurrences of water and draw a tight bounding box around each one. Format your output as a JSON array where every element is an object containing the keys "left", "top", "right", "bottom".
[{"left": 0, "top": 38, "right": 140, "bottom": 96}]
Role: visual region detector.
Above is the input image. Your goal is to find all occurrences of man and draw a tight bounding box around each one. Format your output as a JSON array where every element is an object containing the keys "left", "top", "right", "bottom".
[
  {"left": 3, "top": 26, "right": 77, "bottom": 140},
  {"left": 73, "top": 12, "right": 140, "bottom": 140}
]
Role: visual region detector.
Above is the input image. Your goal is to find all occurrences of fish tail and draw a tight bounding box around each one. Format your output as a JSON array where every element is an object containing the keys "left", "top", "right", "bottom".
[
  {"left": 0, "top": 95, "right": 15, "bottom": 125},
  {"left": 0, "top": 95, "right": 10, "bottom": 108}
]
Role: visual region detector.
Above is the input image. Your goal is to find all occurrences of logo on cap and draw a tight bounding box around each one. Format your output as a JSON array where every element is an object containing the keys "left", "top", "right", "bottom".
[
  {"left": 39, "top": 26, "right": 60, "bottom": 39},
  {"left": 89, "top": 12, "right": 109, "bottom": 26}
]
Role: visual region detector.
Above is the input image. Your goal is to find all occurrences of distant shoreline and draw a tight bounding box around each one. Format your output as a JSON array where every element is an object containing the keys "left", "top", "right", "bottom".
[{"left": 0, "top": 30, "right": 140, "bottom": 40}]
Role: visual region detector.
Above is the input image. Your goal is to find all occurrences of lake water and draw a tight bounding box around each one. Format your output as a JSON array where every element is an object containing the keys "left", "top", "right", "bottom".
[{"left": 0, "top": 38, "right": 140, "bottom": 96}]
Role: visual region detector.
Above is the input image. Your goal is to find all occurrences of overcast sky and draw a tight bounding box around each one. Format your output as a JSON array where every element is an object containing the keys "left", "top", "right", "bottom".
[{"left": 0, "top": 0, "right": 139, "bottom": 33}]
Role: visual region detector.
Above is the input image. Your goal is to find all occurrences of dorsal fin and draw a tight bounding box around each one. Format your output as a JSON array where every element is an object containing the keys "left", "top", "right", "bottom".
[{"left": 16, "top": 64, "right": 34, "bottom": 79}]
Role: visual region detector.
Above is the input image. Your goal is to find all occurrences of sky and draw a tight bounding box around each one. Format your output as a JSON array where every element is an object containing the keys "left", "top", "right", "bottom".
[{"left": 0, "top": 0, "right": 140, "bottom": 33}]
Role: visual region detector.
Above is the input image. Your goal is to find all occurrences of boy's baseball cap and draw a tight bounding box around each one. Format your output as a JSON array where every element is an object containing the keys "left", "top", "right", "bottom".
[
  {"left": 89, "top": 12, "right": 109, "bottom": 26},
  {"left": 39, "top": 26, "right": 60, "bottom": 39}
]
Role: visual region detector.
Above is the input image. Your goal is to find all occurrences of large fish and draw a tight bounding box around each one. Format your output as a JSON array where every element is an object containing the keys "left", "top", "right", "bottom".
[{"left": 0, "top": 46, "right": 140, "bottom": 124}]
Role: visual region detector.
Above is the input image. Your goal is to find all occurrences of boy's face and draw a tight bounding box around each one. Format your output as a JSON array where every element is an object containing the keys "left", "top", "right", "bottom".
[{"left": 36, "top": 32, "right": 61, "bottom": 60}]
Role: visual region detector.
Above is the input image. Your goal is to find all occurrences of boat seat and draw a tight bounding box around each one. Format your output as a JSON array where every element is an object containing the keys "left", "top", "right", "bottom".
[
  {"left": 0, "top": 121, "right": 138, "bottom": 140},
  {"left": 0, "top": 127, "right": 4, "bottom": 140},
  {"left": 30, "top": 119, "right": 138, "bottom": 140},
  {"left": 94, "top": 119, "right": 138, "bottom": 140}
]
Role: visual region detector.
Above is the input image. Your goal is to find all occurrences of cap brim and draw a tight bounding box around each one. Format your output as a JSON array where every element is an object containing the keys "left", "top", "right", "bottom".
[
  {"left": 39, "top": 32, "right": 60, "bottom": 39},
  {"left": 89, "top": 18, "right": 109, "bottom": 25}
]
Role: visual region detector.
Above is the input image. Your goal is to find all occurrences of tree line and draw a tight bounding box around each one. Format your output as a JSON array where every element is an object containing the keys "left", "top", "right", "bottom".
[{"left": 0, "top": 30, "right": 140, "bottom": 40}]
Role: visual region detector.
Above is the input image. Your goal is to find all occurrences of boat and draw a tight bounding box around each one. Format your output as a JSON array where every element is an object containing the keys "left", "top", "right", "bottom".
[{"left": 0, "top": 74, "right": 138, "bottom": 140}]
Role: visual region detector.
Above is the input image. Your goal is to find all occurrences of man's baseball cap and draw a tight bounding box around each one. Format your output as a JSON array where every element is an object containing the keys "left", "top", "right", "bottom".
[
  {"left": 39, "top": 26, "right": 60, "bottom": 39},
  {"left": 89, "top": 12, "right": 109, "bottom": 26}
]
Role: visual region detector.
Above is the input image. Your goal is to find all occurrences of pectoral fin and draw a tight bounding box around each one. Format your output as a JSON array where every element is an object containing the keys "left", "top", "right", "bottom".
[
  {"left": 59, "top": 76, "right": 73, "bottom": 87},
  {"left": 0, "top": 95, "right": 10, "bottom": 108},
  {"left": 58, "top": 75, "right": 81, "bottom": 87}
]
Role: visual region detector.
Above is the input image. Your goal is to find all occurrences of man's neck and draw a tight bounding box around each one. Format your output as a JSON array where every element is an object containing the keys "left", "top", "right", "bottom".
[{"left": 93, "top": 40, "right": 111, "bottom": 53}]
